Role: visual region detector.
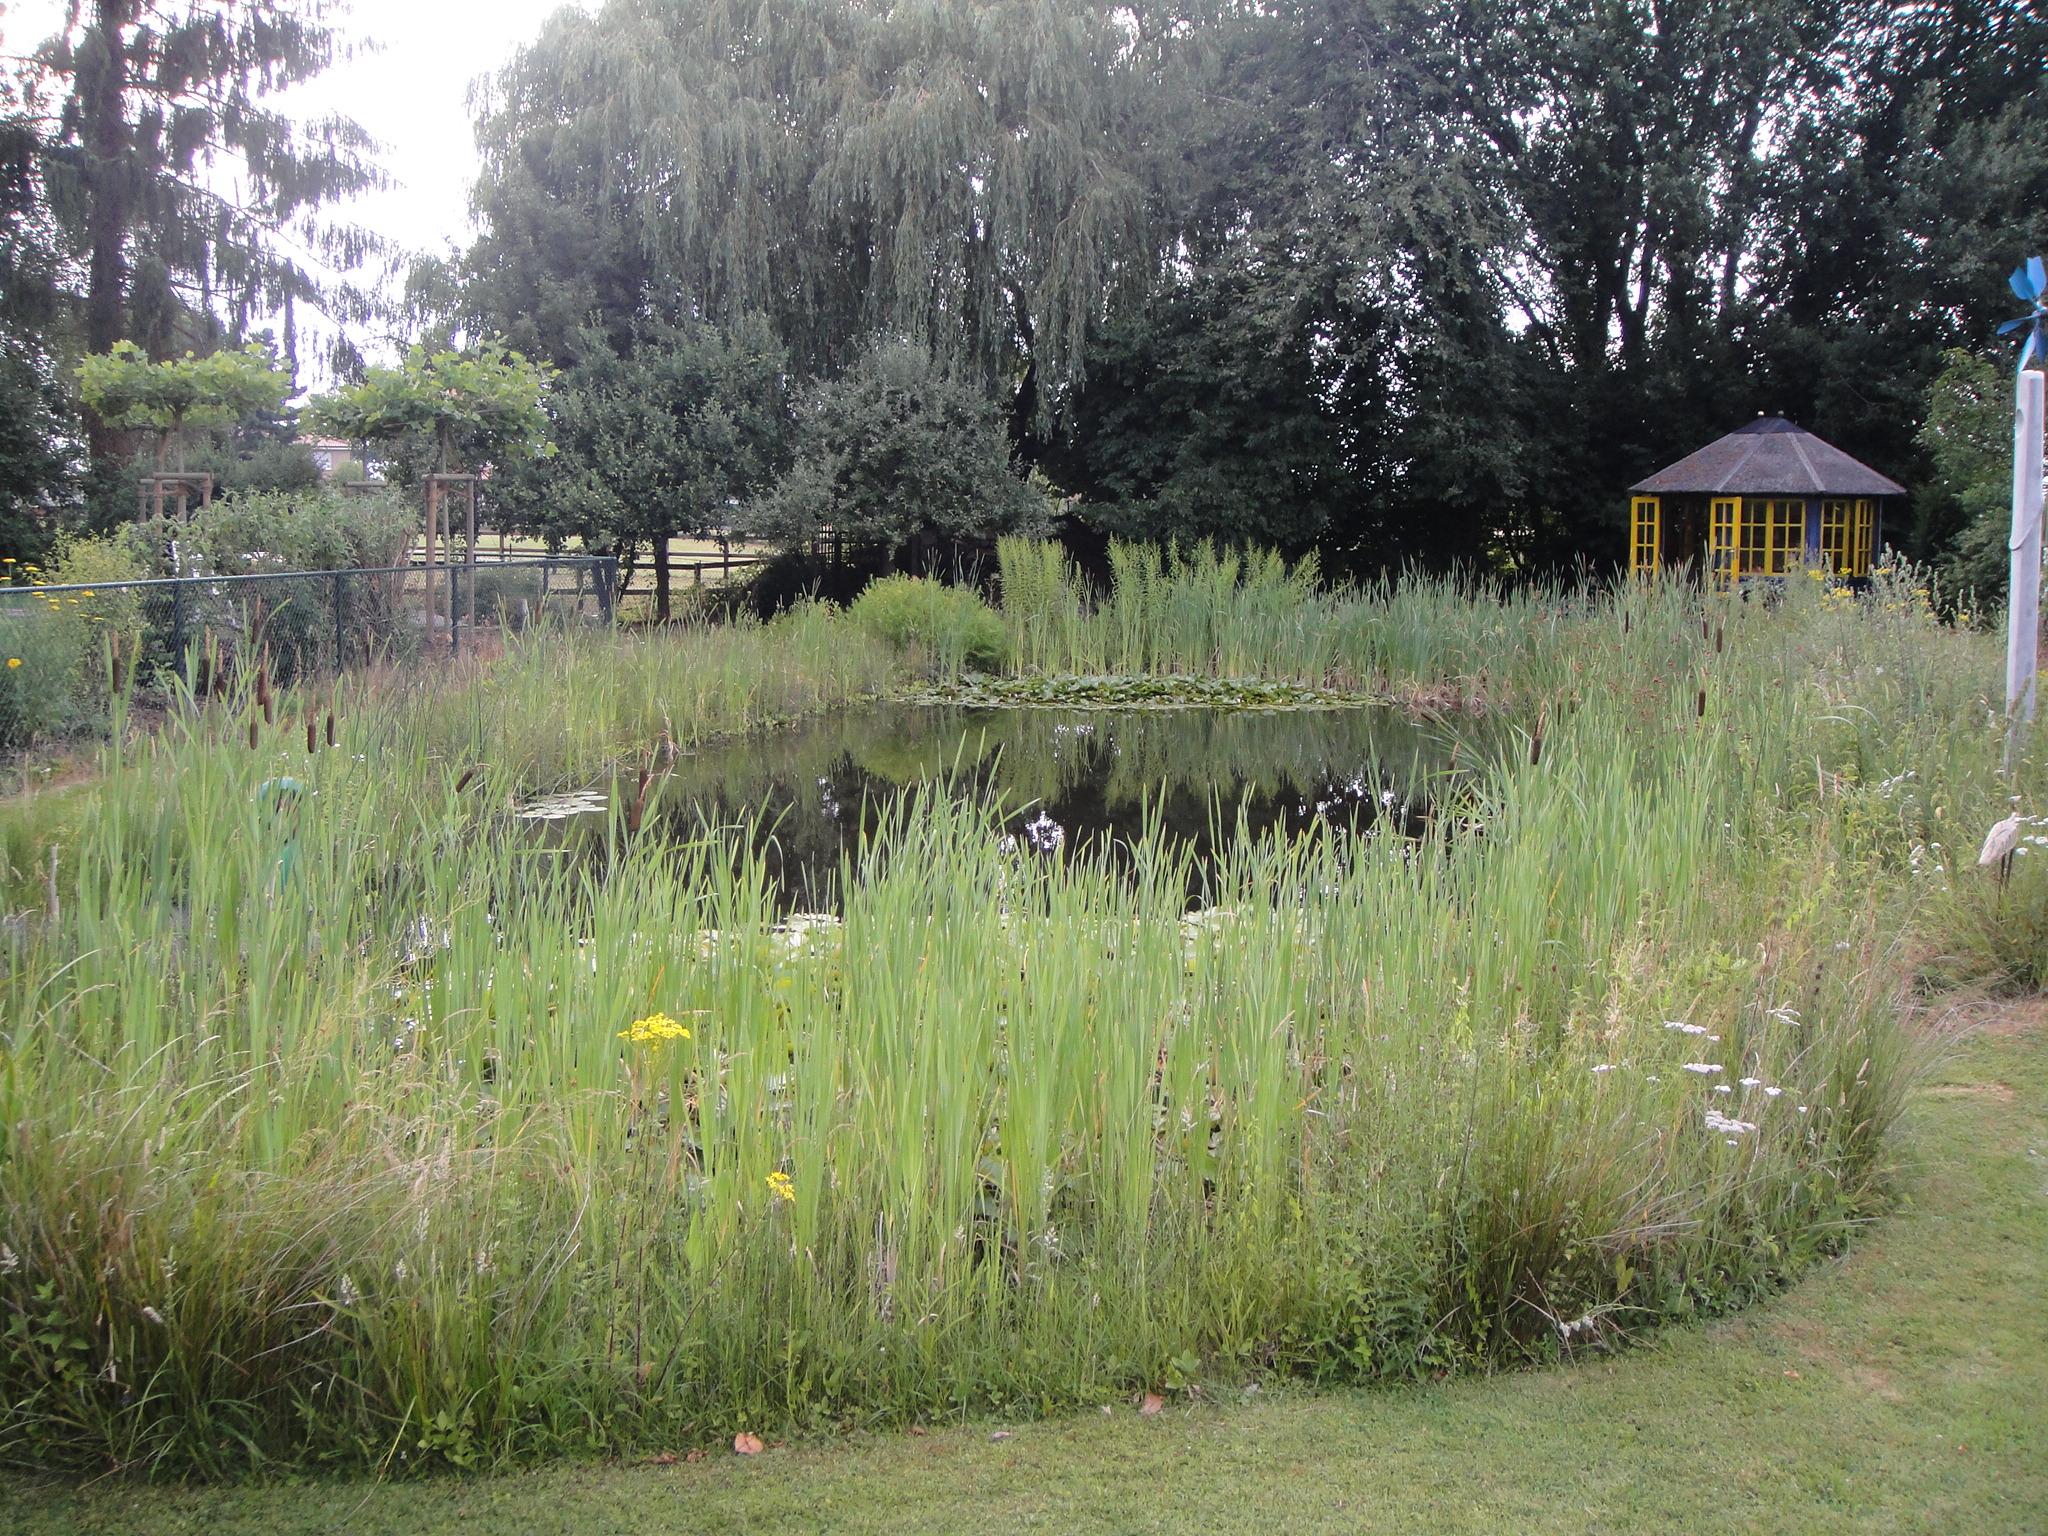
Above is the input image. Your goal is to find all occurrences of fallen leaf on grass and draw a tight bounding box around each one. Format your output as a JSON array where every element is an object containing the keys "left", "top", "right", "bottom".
[
  {"left": 991, "top": 1431, "right": 1014, "bottom": 1441},
  {"left": 1783, "top": 1370, "right": 1802, "bottom": 1379},
  {"left": 909, "top": 1426, "right": 927, "bottom": 1437},
  {"left": 734, "top": 1432, "right": 764, "bottom": 1455},
  {"left": 1139, "top": 1393, "right": 1165, "bottom": 1415},
  {"left": 640, "top": 1452, "right": 679, "bottom": 1466},
  {"left": 684, "top": 1449, "right": 706, "bottom": 1463}
]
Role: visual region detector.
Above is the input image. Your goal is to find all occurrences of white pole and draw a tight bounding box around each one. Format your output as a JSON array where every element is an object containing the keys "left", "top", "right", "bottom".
[{"left": 2007, "top": 367, "right": 2044, "bottom": 725}]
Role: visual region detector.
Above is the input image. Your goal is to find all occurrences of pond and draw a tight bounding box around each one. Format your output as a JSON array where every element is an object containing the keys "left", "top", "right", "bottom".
[{"left": 526, "top": 703, "right": 1480, "bottom": 909}]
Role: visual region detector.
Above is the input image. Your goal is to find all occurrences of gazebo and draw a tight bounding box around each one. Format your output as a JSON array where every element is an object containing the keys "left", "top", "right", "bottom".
[{"left": 1628, "top": 417, "right": 1906, "bottom": 581}]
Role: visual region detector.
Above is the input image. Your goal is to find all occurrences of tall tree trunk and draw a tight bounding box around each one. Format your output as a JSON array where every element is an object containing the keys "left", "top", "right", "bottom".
[{"left": 82, "top": 1, "right": 134, "bottom": 356}]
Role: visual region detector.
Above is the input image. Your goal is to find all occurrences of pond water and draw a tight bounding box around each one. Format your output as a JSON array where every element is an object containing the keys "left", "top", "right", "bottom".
[{"left": 533, "top": 703, "right": 1477, "bottom": 909}]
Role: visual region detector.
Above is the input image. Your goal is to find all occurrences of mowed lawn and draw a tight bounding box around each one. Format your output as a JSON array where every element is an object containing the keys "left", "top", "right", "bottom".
[{"left": 10, "top": 1008, "right": 2044, "bottom": 1536}]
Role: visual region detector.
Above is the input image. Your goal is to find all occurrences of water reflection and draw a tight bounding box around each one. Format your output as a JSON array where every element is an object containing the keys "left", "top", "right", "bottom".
[{"left": 578, "top": 703, "right": 1475, "bottom": 909}]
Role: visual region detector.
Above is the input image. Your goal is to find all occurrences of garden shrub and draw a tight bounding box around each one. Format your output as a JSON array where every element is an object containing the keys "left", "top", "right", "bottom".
[
  {"left": 0, "top": 537, "right": 147, "bottom": 746},
  {"left": 848, "top": 574, "right": 1008, "bottom": 671},
  {"left": 127, "top": 486, "right": 415, "bottom": 578}
]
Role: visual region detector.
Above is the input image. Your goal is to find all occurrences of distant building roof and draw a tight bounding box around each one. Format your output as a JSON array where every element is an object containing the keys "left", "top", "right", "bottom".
[{"left": 1629, "top": 417, "right": 1906, "bottom": 497}]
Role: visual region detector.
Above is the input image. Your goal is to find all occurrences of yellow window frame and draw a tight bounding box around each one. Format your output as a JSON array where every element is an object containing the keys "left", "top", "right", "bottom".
[
  {"left": 1734, "top": 498, "right": 1806, "bottom": 575},
  {"left": 1820, "top": 499, "right": 1851, "bottom": 574},
  {"left": 1710, "top": 498, "right": 1737, "bottom": 585},
  {"left": 1631, "top": 497, "right": 1660, "bottom": 575},
  {"left": 1851, "top": 499, "right": 1874, "bottom": 575}
]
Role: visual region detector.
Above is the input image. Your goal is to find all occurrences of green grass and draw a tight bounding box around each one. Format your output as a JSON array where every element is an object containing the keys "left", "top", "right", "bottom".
[
  {"left": 7, "top": 1011, "right": 2040, "bottom": 1534},
  {"left": 0, "top": 555, "right": 2030, "bottom": 1478}
]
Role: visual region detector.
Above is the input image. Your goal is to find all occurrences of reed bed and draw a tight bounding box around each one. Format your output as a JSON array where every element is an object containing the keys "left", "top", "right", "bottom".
[{"left": 0, "top": 558, "right": 2018, "bottom": 1476}]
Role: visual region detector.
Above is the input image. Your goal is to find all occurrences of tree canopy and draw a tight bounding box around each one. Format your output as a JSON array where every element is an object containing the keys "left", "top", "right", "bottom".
[
  {"left": 77, "top": 340, "right": 292, "bottom": 468},
  {"left": 9, "top": 0, "right": 2048, "bottom": 579},
  {"left": 307, "top": 342, "right": 554, "bottom": 474}
]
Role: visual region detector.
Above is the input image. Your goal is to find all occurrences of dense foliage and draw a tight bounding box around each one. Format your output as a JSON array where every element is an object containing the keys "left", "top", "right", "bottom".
[{"left": 456, "top": 0, "right": 2048, "bottom": 575}]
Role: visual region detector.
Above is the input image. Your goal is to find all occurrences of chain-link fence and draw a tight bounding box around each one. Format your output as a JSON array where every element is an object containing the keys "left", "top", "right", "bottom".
[{"left": 0, "top": 557, "right": 617, "bottom": 739}]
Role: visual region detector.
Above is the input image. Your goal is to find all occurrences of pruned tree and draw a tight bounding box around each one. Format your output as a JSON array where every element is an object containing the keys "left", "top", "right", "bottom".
[
  {"left": 76, "top": 340, "right": 291, "bottom": 469},
  {"left": 307, "top": 341, "right": 553, "bottom": 477},
  {"left": 748, "top": 339, "right": 1049, "bottom": 571},
  {"left": 495, "top": 314, "right": 790, "bottom": 620}
]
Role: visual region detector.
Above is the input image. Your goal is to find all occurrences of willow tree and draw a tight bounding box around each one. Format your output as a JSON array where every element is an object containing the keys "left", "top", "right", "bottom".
[{"left": 464, "top": 0, "right": 1185, "bottom": 421}]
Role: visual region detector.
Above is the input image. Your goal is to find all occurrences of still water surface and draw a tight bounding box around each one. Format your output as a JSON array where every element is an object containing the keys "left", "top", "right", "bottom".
[{"left": 536, "top": 703, "right": 1475, "bottom": 908}]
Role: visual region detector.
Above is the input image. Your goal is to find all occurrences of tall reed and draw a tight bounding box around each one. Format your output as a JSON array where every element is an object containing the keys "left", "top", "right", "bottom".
[{"left": 0, "top": 559, "right": 2013, "bottom": 1475}]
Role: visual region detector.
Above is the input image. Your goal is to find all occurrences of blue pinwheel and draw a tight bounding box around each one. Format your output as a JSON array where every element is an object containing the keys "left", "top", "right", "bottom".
[{"left": 2000, "top": 257, "right": 2048, "bottom": 368}]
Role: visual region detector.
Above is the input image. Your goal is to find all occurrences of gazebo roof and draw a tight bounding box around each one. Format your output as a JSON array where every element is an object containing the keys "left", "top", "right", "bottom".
[{"left": 1629, "top": 417, "right": 1906, "bottom": 497}]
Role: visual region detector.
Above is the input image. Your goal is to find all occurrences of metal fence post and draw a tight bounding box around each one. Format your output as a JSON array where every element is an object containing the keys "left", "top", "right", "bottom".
[
  {"left": 170, "top": 579, "right": 187, "bottom": 683},
  {"left": 599, "top": 555, "right": 618, "bottom": 624},
  {"left": 333, "top": 569, "right": 347, "bottom": 672}
]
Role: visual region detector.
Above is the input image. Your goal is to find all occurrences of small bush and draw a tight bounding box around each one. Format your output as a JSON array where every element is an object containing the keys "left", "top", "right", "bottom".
[{"left": 848, "top": 574, "right": 1008, "bottom": 672}]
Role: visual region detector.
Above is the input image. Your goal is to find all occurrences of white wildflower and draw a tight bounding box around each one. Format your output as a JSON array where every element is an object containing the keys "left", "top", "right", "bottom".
[
  {"left": 0, "top": 1244, "right": 17, "bottom": 1274},
  {"left": 337, "top": 1274, "right": 361, "bottom": 1307},
  {"left": 1704, "top": 1109, "right": 1758, "bottom": 1135},
  {"left": 1664, "top": 1021, "right": 1708, "bottom": 1035},
  {"left": 1739, "top": 1077, "right": 1762, "bottom": 1087},
  {"left": 1764, "top": 1086, "right": 1783, "bottom": 1098},
  {"left": 1681, "top": 1063, "right": 1723, "bottom": 1074},
  {"left": 140, "top": 1306, "right": 165, "bottom": 1325},
  {"left": 1591, "top": 1064, "right": 1619, "bottom": 1073}
]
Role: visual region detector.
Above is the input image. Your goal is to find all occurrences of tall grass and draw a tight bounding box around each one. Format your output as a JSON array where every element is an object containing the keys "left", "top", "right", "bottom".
[{"left": 0, "top": 557, "right": 2020, "bottom": 1476}]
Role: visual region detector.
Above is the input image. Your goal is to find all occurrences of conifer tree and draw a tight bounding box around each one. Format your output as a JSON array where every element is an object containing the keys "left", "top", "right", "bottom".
[{"left": 32, "top": 1, "right": 381, "bottom": 361}]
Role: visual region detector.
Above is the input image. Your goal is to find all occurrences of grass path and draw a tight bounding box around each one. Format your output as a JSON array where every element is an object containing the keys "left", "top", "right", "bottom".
[{"left": 10, "top": 1008, "right": 2044, "bottom": 1536}]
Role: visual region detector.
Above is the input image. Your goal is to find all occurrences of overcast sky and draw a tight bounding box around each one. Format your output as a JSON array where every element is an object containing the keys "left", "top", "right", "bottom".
[{"left": 3, "top": 0, "right": 589, "bottom": 364}]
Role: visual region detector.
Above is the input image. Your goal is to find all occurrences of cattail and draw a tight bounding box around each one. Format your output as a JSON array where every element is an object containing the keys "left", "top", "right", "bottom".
[
  {"left": 1714, "top": 623, "right": 1724, "bottom": 653},
  {"left": 325, "top": 711, "right": 336, "bottom": 749},
  {"left": 306, "top": 715, "right": 317, "bottom": 754},
  {"left": 248, "top": 718, "right": 259, "bottom": 750},
  {"left": 1529, "top": 710, "right": 1546, "bottom": 766},
  {"left": 453, "top": 764, "right": 481, "bottom": 794},
  {"left": 1697, "top": 688, "right": 1707, "bottom": 719},
  {"left": 256, "top": 657, "right": 271, "bottom": 714}
]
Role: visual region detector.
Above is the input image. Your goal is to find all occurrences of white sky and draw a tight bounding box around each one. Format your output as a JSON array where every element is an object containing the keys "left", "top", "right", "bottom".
[{"left": 3, "top": 0, "right": 589, "bottom": 366}]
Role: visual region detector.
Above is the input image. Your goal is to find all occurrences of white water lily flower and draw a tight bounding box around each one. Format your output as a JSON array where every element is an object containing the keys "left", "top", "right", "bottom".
[{"left": 1681, "top": 1063, "right": 1723, "bottom": 1074}]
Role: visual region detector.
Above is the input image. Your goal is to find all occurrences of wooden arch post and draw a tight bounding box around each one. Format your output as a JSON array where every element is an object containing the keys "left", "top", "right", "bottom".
[{"left": 425, "top": 473, "right": 480, "bottom": 653}]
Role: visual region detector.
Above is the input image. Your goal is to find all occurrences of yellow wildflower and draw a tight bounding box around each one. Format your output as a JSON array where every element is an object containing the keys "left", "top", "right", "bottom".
[
  {"left": 5, "top": 658, "right": 18, "bottom": 668},
  {"left": 617, "top": 1010, "right": 693, "bottom": 1045},
  {"left": 766, "top": 1170, "right": 795, "bottom": 1203}
]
